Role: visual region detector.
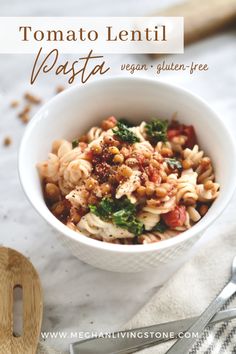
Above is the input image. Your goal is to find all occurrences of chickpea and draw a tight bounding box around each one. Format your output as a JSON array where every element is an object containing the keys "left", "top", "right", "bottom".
[
  {"left": 101, "top": 116, "right": 117, "bottom": 130},
  {"left": 146, "top": 187, "right": 154, "bottom": 197},
  {"left": 51, "top": 201, "right": 65, "bottom": 217},
  {"left": 142, "top": 158, "right": 150, "bottom": 167},
  {"left": 70, "top": 208, "right": 82, "bottom": 224},
  {"left": 136, "top": 186, "right": 146, "bottom": 197},
  {"left": 79, "top": 135, "right": 88, "bottom": 143},
  {"left": 100, "top": 183, "right": 111, "bottom": 195},
  {"left": 52, "top": 140, "right": 63, "bottom": 155},
  {"left": 199, "top": 204, "right": 209, "bottom": 216},
  {"left": 182, "top": 159, "right": 193, "bottom": 170},
  {"left": 87, "top": 195, "right": 98, "bottom": 205},
  {"left": 201, "top": 157, "right": 211, "bottom": 168},
  {"left": 161, "top": 147, "right": 173, "bottom": 157},
  {"left": 147, "top": 199, "right": 160, "bottom": 208},
  {"left": 81, "top": 190, "right": 89, "bottom": 199},
  {"left": 172, "top": 136, "right": 186, "bottom": 145},
  {"left": 145, "top": 182, "right": 155, "bottom": 197},
  {"left": 85, "top": 178, "right": 97, "bottom": 191},
  {"left": 143, "top": 151, "right": 151, "bottom": 159},
  {"left": 150, "top": 159, "right": 159, "bottom": 168},
  {"left": 108, "top": 146, "right": 119, "bottom": 155},
  {"left": 79, "top": 142, "right": 88, "bottom": 151},
  {"left": 125, "top": 157, "right": 138, "bottom": 167},
  {"left": 113, "top": 154, "right": 124, "bottom": 164},
  {"left": 21, "top": 114, "right": 29, "bottom": 124},
  {"left": 104, "top": 136, "right": 115, "bottom": 145},
  {"left": 45, "top": 183, "right": 60, "bottom": 202},
  {"left": 185, "top": 197, "right": 196, "bottom": 206},
  {"left": 120, "top": 147, "right": 130, "bottom": 158},
  {"left": 204, "top": 180, "right": 214, "bottom": 190},
  {"left": 10, "top": 100, "right": 20, "bottom": 108},
  {"left": 91, "top": 144, "right": 102, "bottom": 155},
  {"left": 3, "top": 136, "right": 11, "bottom": 147},
  {"left": 109, "top": 174, "right": 118, "bottom": 184},
  {"left": 159, "top": 170, "right": 167, "bottom": 181},
  {"left": 161, "top": 183, "right": 170, "bottom": 190},
  {"left": 155, "top": 187, "right": 167, "bottom": 198},
  {"left": 118, "top": 165, "right": 133, "bottom": 178}
]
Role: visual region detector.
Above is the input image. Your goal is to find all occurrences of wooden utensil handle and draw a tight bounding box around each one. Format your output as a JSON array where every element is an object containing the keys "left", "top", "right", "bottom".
[
  {"left": 153, "top": 0, "right": 236, "bottom": 45},
  {"left": 0, "top": 248, "right": 43, "bottom": 354}
]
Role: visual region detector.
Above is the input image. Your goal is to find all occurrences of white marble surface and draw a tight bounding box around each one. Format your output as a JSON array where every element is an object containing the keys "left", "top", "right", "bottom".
[{"left": 0, "top": 0, "right": 236, "bottom": 352}]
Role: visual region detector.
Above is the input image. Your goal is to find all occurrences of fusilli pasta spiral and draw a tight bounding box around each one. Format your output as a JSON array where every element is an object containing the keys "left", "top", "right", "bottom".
[
  {"left": 183, "top": 145, "right": 204, "bottom": 168},
  {"left": 176, "top": 169, "right": 198, "bottom": 205},
  {"left": 78, "top": 212, "right": 134, "bottom": 241},
  {"left": 129, "top": 121, "right": 147, "bottom": 142}
]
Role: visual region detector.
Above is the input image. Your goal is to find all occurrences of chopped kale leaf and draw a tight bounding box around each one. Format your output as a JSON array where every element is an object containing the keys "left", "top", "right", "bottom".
[
  {"left": 90, "top": 197, "right": 144, "bottom": 235},
  {"left": 165, "top": 158, "right": 182, "bottom": 170},
  {"left": 72, "top": 139, "right": 79, "bottom": 149},
  {"left": 152, "top": 220, "right": 168, "bottom": 233},
  {"left": 145, "top": 119, "right": 168, "bottom": 143},
  {"left": 112, "top": 121, "right": 140, "bottom": 143}
]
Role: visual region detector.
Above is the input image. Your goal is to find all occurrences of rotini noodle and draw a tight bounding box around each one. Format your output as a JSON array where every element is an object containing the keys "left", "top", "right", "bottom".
[
  {"left": 129, "top": 121, "right": 147, "bottom": 142},
  {"left": 78, "top": 212, "right": 134, "bottom": 241},
  {"left": 87, "top": 127, "right": 104, "bottom": 142},
  {"left": 37, "top": 153, "right": 59, "bottom": 182},
  {"left": 139, "top": 229, "right": 180, "bottom": 244},
  {"left": 196, "top": 159, "right": 215, "bottom": 184},
  {"left": 183, "top": 145, "right": 204, "bottom": 168},
  {"left": 176, "top": 169, "right": 198, "bottom": 204},
  {"left": 196, "top": 183, "right": 220, "bottom": 202},
  {"left": 137, "top": 211, "right": 160, "bottom": 231}
]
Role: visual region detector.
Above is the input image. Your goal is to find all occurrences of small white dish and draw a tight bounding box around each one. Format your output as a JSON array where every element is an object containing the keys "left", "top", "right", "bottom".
[{"left": 19, "top": 77, "right": 236, "bottom": 272}]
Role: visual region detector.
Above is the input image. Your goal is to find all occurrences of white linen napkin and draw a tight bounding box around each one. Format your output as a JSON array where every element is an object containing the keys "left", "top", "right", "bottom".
[
  {"left": 123, "top": 219, "right": 236, "bottom": 354},
  {"left": 37, "top": 209, "right": 236, "bottom": 354},
  {"left": 37, "top": 343, "right": 63, "bottom": 354}
]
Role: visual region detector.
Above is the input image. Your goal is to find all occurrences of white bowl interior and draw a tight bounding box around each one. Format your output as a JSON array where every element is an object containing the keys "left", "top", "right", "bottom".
[{"left": 19, "top": 78, "right": 236, "bottom": 252}]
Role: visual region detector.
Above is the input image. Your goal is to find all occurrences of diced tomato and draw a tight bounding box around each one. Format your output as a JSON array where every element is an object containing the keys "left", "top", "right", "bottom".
[
  {"left": 147, "top": 165, "right": 161, "bottom": 183},
  {"left": 137, "top": 155, "right": 147, "bottom": 171},
  {"left": 168, "top": 120, "right": 181, "bottom": 130},
  {"left": 167, "top": 128, "right": 181, "bottom": 140},
  {"left": 167, "top": 124, "right": 197, "bottom": 149},
  {"left": 101, "top": 116, "right": 117, "bottom": 130},
  {"left": 108, "top": 116, "right": 117, "bottom": 124},
  {"left": 162, "top": 206, "right": 186, "bottom": 228},
  {"left": 183, "top": 125, "right": 197, "bottom": 149},
  {"left": 150, "top": 170, "right": 161, "bottom": 183},
  {"left": 137, "top": 155, "right": 145, "bottom": 164},
  {"left": 79, "top": 142, "right": 88, "bottom": 151},
  {"left": 84, "top": 150, "right": 93, "bottom": 161}
]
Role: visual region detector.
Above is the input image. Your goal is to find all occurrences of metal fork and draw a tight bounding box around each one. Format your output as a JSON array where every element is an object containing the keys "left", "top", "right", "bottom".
[
  {"left": 166, "top": 255, "right": 236, "bottom": 354},
  {"left": 69, "top": 308, "right": 236, "bottom": 354}
]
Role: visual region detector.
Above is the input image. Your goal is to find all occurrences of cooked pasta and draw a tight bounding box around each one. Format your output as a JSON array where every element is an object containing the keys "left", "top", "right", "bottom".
[
  {"left": 78, "top": 212, "right": 134, "bottom": 241},
  {"left": 176, "top": 169, "right": 198, "bottom": 205},
  {"left": 38, "top": 116, "right": 220, "bottom": 245},
  {"left": 38, "top": 153, "right": 60, "bottom": 182},
  {"left": 137, "top": 211, "right": 160, "bottom": 231},
  {"left": 129, "top": 121, "right": 147, "bottom": 142},
  {"left": 183, "top": 145, "right": 204, "bottom": 169},
  {"left": 87, "top": 127, "right": 104, "bottom": 142},
  {"left": 138, "top": 229, "right": 180, "bottom": 244}
]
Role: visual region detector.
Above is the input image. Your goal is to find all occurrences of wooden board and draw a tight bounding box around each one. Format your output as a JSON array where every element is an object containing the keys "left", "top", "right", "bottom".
[
  {"left": 0, "top": 247, "right": 43, "bottom": 354},
  {"left": 152, "top": 0, "right": 236, "bottom": 46}
]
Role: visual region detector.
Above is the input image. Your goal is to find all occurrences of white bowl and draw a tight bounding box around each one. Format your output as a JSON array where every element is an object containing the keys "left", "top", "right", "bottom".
[{"left": 19, "top": 77, "right": 236, "bottom": 272}]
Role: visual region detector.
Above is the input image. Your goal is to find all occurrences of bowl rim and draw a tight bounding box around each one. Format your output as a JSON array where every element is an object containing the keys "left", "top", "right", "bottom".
[{"left": 18, "top": 76, "right": 236, "bottom": 254}]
